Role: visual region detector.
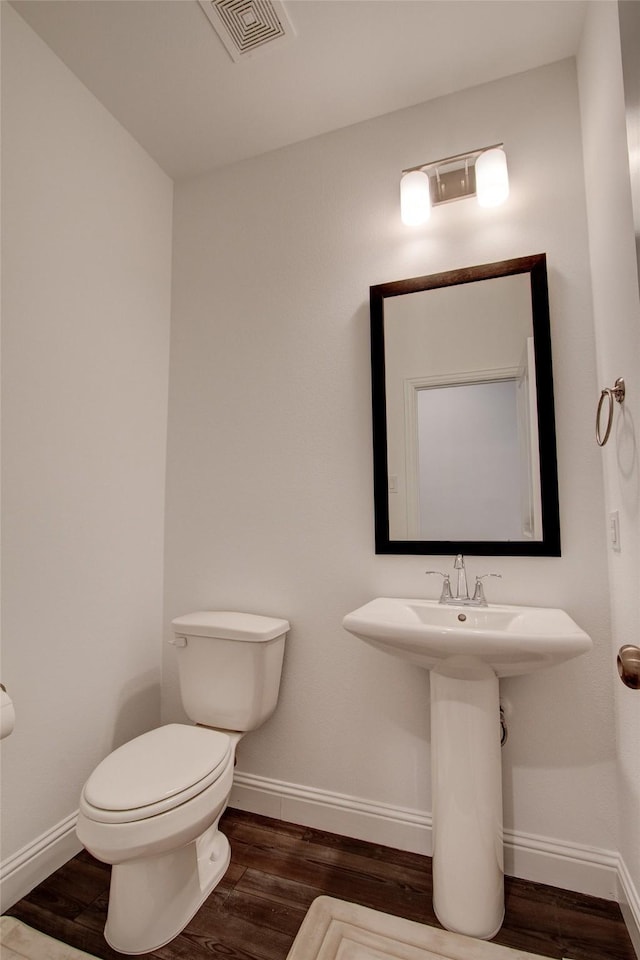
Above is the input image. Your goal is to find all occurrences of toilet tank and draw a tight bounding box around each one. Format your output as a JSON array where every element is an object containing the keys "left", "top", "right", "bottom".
[{"left": 170, "top": 611, "right": 289, "bottom": 731}]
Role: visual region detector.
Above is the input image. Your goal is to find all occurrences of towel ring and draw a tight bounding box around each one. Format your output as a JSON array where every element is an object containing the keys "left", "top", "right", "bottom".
[{"left": 596, "top": 377, "right": 625, "bottom": 446}]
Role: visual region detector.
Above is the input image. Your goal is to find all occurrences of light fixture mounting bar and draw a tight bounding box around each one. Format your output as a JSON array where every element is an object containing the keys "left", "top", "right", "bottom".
[{"left": 402, "top": 143, "right": 504, "bottom": 207}]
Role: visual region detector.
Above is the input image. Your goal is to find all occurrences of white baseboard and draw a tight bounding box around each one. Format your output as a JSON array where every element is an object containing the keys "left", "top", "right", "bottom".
[
  {"left": 503, "top": 826, "right": 619, "bottom": 900},
  {"left": 618, "top": 855, "right": 640, "bottom": 958},
  {"left": 231, "top": 772, "right": 433, "bottom": 856},
  {"left": 0, "top": 812, "right": 82, "bottom": 913},
  {"left": 231, "top": 771, "right": 636, "bottom": 918}
]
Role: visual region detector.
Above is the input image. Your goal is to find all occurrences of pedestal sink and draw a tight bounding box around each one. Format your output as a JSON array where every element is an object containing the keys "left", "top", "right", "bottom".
[{"left": 342, "top": 597, "right": 592, "bottom": 940}]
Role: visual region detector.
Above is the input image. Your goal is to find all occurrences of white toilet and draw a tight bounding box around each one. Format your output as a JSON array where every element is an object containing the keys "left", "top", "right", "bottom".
[{"left": 76, "top": 611, "right": 289, "bottom": 955}]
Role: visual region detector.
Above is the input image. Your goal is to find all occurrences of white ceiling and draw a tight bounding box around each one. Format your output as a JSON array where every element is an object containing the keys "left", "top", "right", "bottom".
[{"left": 11, "top": 0, "right": 588, "bottom": 182}]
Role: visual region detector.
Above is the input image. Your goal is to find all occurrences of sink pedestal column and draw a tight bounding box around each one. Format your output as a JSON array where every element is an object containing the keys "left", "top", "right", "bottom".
[{"left": 430, "top": 658, "right": 504, "bottom": 939}]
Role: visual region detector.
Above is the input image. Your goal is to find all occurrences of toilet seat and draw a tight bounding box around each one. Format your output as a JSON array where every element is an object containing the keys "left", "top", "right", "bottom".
[{"left": 81, "top": 724, "right": 231, "bottom": 824}]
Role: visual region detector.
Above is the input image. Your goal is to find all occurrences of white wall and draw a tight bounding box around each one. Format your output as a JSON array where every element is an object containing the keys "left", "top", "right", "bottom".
[
  {"left": 0, "top": 4, "right": 173, "bottom": 907},
  {"left": 577, "top": 1, "right": 640, "bottom": 941},
  {"left": 165, "top": 58, "right": 617, "bottom": 891}
]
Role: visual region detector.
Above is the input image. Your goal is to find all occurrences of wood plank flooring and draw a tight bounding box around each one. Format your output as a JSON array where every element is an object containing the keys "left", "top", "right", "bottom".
[{"left": 6, "top": 808, "right": 637, "bottom": 960}]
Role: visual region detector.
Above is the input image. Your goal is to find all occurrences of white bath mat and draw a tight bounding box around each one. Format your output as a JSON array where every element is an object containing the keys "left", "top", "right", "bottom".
[
  {"left": 0, "top": 917, "right": 98, "bottom": 960},
  {"left": 286, "top": 897, "right": 557, "bottom": 960}
]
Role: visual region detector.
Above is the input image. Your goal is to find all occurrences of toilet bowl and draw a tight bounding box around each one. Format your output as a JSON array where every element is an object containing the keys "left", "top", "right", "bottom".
[
  {"left": 76, "top": 611, "right": 288, "bottom": 955},
  {"left": 77, "top": 723, "right": 239, "bottom": 954}
]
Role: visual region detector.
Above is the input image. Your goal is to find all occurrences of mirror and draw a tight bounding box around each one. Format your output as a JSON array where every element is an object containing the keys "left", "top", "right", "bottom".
[{"left": 370, "top": 254, "right": 560, "bottom": 555}]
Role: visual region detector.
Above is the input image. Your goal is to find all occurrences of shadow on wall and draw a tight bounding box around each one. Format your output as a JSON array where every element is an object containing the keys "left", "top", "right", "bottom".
[
  {"left": 111, "top": 672, "right": 162, "bottom": 752},
  {"left": 615, "top": 407, "right": 638, "bottom": 496}
]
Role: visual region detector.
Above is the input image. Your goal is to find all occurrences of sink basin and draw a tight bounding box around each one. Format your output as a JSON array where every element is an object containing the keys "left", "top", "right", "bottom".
[{"left": 342, "top": 597, "right": 592, "bottom": 677}]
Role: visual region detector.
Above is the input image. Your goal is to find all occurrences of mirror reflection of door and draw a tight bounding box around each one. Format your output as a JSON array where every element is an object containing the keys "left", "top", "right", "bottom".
[
  {"left": 403, "top": 338, "right": 542, "bottom": 542},
  {"left": 415, "top": 379, "right": 525, "bottom": 540}
]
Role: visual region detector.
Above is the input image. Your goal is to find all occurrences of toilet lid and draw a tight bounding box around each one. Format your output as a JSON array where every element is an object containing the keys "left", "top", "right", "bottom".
[{"left": 83, "top": 724, "right": 231, "bottom": 816}]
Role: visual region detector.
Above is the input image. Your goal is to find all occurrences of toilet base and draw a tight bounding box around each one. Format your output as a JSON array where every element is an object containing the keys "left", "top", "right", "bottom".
[{"left": 104, "top": 818, "right": 231, "bottom": 954}]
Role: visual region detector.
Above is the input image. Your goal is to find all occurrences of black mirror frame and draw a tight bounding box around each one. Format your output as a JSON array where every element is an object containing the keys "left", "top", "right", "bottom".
[{"left": 370, "top": 253, "right": 561, "bottom": 556}]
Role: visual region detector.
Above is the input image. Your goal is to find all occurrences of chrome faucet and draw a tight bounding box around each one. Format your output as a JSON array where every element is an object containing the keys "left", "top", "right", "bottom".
[
  {"left": 453, "top": 553, "right": 468, "bottom": 601},
  {"left": 426, "top": 554, "right": 502, "bottom": 606}
]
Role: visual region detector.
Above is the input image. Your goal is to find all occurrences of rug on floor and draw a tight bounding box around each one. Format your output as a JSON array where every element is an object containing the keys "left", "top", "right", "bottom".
[
  {"left": 286, "top": 897, "right": 561, "bottom": 960},
  {"left": 0, "top": 916, "right": 98, "bottom": 960},
  {"left": 1, "top": 900, "right": 575, "bottom": 960}
]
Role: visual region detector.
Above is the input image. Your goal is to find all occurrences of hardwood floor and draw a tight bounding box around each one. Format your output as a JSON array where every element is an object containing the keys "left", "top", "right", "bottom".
[{"left": 6, "top": 808, "right": 637, "bottom": 960}]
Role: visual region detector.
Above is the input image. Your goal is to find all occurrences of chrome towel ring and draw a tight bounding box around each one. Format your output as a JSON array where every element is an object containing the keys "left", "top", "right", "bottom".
[{"left": 596, "top": 377, "right": 625, "bottom": 446}]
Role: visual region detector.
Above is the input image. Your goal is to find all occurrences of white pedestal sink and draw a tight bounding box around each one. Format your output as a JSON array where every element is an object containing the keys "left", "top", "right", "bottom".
[{"left": 342, "top": 597, "right": 592, "bottom": 940}]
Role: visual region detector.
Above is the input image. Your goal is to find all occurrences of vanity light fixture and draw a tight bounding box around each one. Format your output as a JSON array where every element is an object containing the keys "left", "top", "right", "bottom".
[{"left": 400, "top": 144, "right": 509, "bottom": 225}]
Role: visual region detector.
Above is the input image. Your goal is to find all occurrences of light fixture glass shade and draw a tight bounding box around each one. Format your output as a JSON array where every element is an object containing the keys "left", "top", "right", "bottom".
[
  {"left": 475, "top": 147, "right": 509, "bottom": 207},
  {"left": 400, "top": 170, "right": 431, "bottom": 225}
]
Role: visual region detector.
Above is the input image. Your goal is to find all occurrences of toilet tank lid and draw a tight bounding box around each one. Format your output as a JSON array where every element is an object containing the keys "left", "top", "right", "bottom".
[{"left": 171, "top": 611, "right": 289, "bottom": 641}]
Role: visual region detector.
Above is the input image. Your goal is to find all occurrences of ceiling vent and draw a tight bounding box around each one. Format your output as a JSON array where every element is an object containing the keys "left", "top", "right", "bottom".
[{"left": 198, "top": 0, "right": 295, "bottom": 62}]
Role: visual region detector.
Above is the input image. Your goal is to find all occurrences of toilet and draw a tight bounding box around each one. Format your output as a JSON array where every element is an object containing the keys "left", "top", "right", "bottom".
[{"left": 76, "top": 611, "right": 289, "bottom": 955}]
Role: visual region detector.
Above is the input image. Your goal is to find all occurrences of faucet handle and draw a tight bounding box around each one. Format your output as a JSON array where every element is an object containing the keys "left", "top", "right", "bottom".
[
  {"left": 425, "top": 571, "right": 452, "bottom": 602},
  {"left": 472, "top": 573, "right": 502, "bottom": 605}
]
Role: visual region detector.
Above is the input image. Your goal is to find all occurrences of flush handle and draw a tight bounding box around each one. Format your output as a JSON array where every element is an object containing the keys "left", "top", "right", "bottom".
[{"left": 168, "top": 636, "right": 188, "bottom": 648}]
